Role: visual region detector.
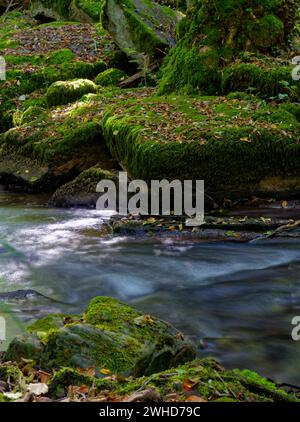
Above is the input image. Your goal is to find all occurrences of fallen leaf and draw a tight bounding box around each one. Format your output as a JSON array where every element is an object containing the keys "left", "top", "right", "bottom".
[
  {"left": 38, "top": 370, "right": 51, "bottom": 384},
  {"left": 27, "top": 383, "right": 48, "bottom": 396},
  {"left": 183, "top": 379, "right": 199, "bottom": 391},
  {"left": 78, "top": 367, "right": 96, "bottom": 377},
  {"left": 100, "top": 368, "right": 112, "bottom": 375},
  {"left": 3, "top": 392, "right": 23, "bottom": 400},
  {"left": 186, "top": 395, "right": 207, "bottom": 402}
]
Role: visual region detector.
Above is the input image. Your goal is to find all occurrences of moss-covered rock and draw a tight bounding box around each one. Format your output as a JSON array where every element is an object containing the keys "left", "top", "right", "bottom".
[
  {"left": 0, "top": 94, "right": 113, "bottom": 191},
  {"left": 102, "top": 94, "right": 300, "bottom": 199},
  {"left": 5, "top": 333, "right": 43, "bottom": 363},
  {"left": 29, "top": 0, "right": 102, "bottom": 22},
  {"left": 48, "top": 367, "right": 94, "bottom": 398},
  {"left": 5, "top": 296, "right": 196, "bottom": 376},
  {"left": 46, "top": 79, "right": 98, "bottom": 106},
  {"left": 30, "top": 0, "right": 73, "bottom": 21},
  {"left": 221, "top": 56, "right": 300, "bottom": 100},
  {"left": 49, "top": 167, "right": 119, "bottom": 208},
  {"left": 0, "top": 87, "right": 152, "bottom": 192},
  {"left": 159, "top": 0, "right": 299, "bottom": 94},
  {"left": 101, "top": 0, "right": 180, "bottom": 63},
  {"left": 95, "top": 68, "right": 127, "bottom": 86}
]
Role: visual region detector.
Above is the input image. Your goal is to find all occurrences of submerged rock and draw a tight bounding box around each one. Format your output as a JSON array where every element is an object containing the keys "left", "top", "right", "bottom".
[
  {"left": 0, "top": 91, "right": 122, "bottom": 192},
  {"left": 5, "top": 297, "right": 196, "bottom": 376}
]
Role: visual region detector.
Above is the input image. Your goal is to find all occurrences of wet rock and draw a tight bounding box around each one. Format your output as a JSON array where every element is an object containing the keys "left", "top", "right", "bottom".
[
  {"left": 49, "top": 167, "right": 118, "bottom": 208},
  {"left": 5, "top": 297, "right": 196, "bottom": 376}
]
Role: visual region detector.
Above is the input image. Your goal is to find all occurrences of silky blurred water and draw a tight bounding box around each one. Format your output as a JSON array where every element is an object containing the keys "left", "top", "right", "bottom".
[{"left": 1, "top": 192, "right": 300, "bottom": 384}]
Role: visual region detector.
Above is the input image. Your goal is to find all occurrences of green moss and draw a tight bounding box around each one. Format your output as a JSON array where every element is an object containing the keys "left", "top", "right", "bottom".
[
  {"left": 0, "top": 364, "right": 25, "bottom": 386},
  {"left": 30, "top": 0, "right": 73, "bottom": 20},
  {"left": 47, "top": 49, "right": 75, "bottom": 64},
  {"left": 0, "top": 393, "right": 9, "bottom": 403},
  {"left": 84, "top": 296, "right": 140, "bottom": 328},
  {"left": 159, "top": 0, "right": 299, "bottom": 94},
  {"left": 222, "top": 61, "right": 300, "bottom": 100},
  {"left": 101, "top": 0, "right": 178, "bottom": 60},
  {"left": 27, "top": 314, "right": 72, "bottom": 335},
  {"left": 13, "top": 106, "right": 49, "bottom": 126},
  {"left": 48, "top": 367, "right": 93, "bottom": 398},
  {"left": 101, "top": 94, "right": 300, "bottom": 197},
  {"left": 246, "top": 15, "right": 284, "bottom": 48},
  {"left": 71, "top": 0, "right": 103, "bottom": 21},
  {"left": 49, "top": 167, "right": 118, "bottom": 208},
  {"left": 93, "top": 358, "right": 298, "bottom": 402},
  {"left": 46, "top": 79, "right": 98, "bottom": 106},
  {"left": 233, "top": 368, "right": 293, "bottom": 401},
  {"left": 95, "top": 68, "right": 127, "bottom": 86}
]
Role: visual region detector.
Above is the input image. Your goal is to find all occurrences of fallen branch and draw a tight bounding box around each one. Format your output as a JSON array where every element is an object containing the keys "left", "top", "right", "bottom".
[
  {"left": 266, "top": 220, "right": 300, "bottom": 238},
  {"left": 118, "top": 62, "right": 160, "bottom": 89}
]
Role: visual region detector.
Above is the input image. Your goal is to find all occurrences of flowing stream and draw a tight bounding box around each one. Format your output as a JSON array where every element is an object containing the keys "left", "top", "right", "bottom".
[{"left": 1, "top": 192, "right": 300, "bottom": 384}]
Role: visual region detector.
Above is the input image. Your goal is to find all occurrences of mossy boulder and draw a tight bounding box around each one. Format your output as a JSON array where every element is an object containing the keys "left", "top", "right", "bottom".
[
  {"left": 95, "top": 68, "right": 127, "bottom": 86},
  {"left": 102, "top": 94, "right": 300, "bottom": 199},
  {"left": 101, "top": 0, "right": 179, "bottom": 63},
  {"left": 221, "top": 56, "right": 300, "bottom": 100},
  {"left": 46, "top": 79, "right": 98, "bottom": 106},
  {"left": 0, "top": 94, "right": 113, "bottom": 191},
  {"left": 30, "top": 0, "right": 102, "bottom": 22},
  {"left": 4, "top": 333, "right": 44, "bottom": 363},
  {"left": 0, "top": 87, "right": 151, "bottom": 192},
  {"left": 5, "top": 297, "right": 196, "bottom": 376},
  {"left": 159, "top": 0, "right": 299, "bottom": 94},
  {"left": 49, "top": 167, "right": 118, "bottom": 208}
]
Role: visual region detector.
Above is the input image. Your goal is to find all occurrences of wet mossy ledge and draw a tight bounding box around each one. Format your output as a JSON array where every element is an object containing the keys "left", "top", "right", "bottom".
[{"left": 1, "top": 296, "right": 299, "bottom": 402}]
